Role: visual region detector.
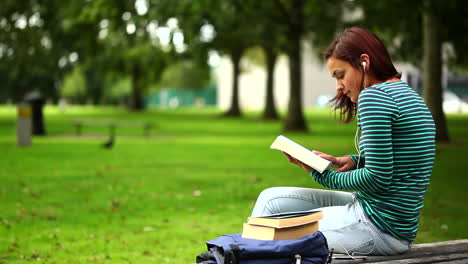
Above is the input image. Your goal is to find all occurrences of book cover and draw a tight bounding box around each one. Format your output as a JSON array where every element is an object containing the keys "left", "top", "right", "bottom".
[{"left": 270, "top": 135, "right": 331, "bottom": 173}]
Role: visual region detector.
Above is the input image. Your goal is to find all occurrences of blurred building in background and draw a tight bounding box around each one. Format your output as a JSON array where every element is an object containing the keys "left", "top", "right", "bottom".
[
  {"left": 216, "top": 42, "right": 333, "bottom": 111},
  {"left": 216, "top": 42, "right": 468, "bottom": 113},
  {"left": 407, "top": 73, "right": 468, "bottom": 113}
]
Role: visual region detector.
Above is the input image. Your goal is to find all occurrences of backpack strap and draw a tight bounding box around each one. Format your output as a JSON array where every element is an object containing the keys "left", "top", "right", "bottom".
[
  {"left": 195, "top": 250, "right": 217, "bottom": 264},
  {"left": 210, "top": 247, "right": 226, "bottom": 264},
  {"left": 224, "top": 244, "right": 240, "bottom": 264}
]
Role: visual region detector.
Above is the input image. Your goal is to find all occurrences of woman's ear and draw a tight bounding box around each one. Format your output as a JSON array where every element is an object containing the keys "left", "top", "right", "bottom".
[{"left": 360, "top": 54, "right": 370, "bottom": 72}]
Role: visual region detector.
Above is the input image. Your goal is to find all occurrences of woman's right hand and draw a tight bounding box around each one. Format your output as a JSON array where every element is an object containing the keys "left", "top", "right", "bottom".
[{"left": 312, "top": 151, "right": 355, "bottom": 172}]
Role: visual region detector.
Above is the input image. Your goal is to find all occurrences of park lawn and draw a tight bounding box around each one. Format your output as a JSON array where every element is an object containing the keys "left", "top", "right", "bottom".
[{"left": 0, "top": 105, "right": 467, "bottom": 264}]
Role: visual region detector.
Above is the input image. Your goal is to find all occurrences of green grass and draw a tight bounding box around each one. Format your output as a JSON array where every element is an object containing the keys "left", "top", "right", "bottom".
[{"left": 0, "top": 105, "right": 467, "bottom": 263}]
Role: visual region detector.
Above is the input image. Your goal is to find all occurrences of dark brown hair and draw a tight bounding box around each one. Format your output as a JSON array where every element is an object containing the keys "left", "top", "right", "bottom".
[{"left": 324, "top": 27, "right": 401, "bottom": 122}]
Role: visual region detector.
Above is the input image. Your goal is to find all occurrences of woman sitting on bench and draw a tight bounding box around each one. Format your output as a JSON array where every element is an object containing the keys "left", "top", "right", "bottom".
[{"left": 251, "top": 27, "right": 436, "bottom": 256}]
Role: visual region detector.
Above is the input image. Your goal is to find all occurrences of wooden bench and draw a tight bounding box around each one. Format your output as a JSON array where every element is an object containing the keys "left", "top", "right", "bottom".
[
  {"left": 72, "top": 120, "right": 154, "bottom": 137},
  {"left": 332, "top": 239, "right": 468, "bottom": 263}
]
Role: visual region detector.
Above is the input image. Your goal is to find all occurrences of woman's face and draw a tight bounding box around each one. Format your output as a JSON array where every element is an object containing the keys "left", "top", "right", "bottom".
[{"left": 327, "top": 56, "right": 363, "bottom": 103}]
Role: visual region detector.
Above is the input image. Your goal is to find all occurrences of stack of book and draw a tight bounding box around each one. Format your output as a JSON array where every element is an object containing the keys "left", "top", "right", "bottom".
[{"left": 242, "top": 210, "right": 323, "bottom": 240}]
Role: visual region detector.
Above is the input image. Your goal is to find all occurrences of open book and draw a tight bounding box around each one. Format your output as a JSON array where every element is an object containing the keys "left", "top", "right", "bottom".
[{"left": 270, "top": 135, "right": 331, "bottom": 173}]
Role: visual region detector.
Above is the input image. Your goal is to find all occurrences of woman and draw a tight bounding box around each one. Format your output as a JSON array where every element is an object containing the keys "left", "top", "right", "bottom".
[{"left": 251, "top": 27, "right": 436, "bottom": 256}]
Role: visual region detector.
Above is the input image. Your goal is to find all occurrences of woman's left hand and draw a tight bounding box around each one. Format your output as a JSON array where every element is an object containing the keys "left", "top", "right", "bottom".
[
  {"left": 312, "top": 151, "right": 354, "bottom": 172},
  {"left": 282, "top": 152, "right": 314, "bottom": 173}
]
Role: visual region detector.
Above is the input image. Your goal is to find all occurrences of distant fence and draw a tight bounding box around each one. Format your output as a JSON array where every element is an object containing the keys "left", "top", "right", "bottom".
[{"left": 145, "top": 86, "right": 216, "bottom": 108}]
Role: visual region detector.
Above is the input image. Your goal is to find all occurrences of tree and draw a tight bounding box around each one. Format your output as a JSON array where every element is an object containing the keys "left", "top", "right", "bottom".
[
  {"left": 245, "top": 2, "right": 284, "bottom": 120},
  {"left": 0, "top": 0, "right": 117, "bottom": 105},
  {"left": 353, "top": 0, "right": 468, "bottom": 142},
  {"left": 154, "top": 0, "right": 344, "bottom": 124},
  {"left": 61, "top": 11, "right": 106, "bottom": 105},
  {"left": 272, "top": 0, "right": 308, "bottom": 131},
  {"left": 78, "top": 0, "right": 168, "bottom": 110},
  {"left": 269, "top": 0, "right": 344, "bottom": 131},
  {"left": 201, "top": 1, "right": 257, "bottom": 117},
  {"left": 422, "top": 3, "right": 448, "bottom": 142},
  {"left": 261, "top": 39, "right": 280, "bottom": 120},
  {"left": 0, "top": 0, "right": 74, "bottom": 103},
  {"left": 422, "top": 0, "right": 468, "bottom": 142},
  {"left": 154, "top": 0, "right": 258, "bottom": 117}
]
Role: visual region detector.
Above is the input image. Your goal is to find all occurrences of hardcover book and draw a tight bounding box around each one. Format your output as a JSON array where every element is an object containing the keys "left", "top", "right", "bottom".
[{"left": 242, "top": 211, "right": 323, "bottom": 240}]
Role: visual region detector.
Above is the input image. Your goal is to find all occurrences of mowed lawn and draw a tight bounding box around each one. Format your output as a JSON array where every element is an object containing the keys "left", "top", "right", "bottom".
[{"left": 0, "top": 105, "right": 467, "bottom": 263}]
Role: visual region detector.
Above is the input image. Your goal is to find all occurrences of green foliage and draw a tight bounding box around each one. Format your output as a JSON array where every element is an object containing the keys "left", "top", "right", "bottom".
[
  {"left": 353, "top": 0, "right": 468, "bottom": 69},
  {"left": 243, "top": 47, "right": 266, "bottom": 69},
  {"left": 2, "top": 0, "right": 467, "bottom": 113},
  {"left": 78, "top": 1, "right": 166, "bottom": 109},
  {"left": 61, "top": 66, "right": 87, "bottom": 103},
  {"left": 350, "top": 0, "right": 423, "bottom": 65},
  {"left": 0, "top": 0, "right": 70, "bottom": 102},
  {"left": 0, "top": 106, "right": 467, "bottom": 263},
  {"left": 159, "top": 60, "right": 211, "bottom": 90},
  {"left": 106, "top": 77, "right": 132, "bottom": 104}
]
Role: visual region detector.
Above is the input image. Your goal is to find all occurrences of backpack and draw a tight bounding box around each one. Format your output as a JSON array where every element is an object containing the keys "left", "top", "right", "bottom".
[{"left": 196, "top": 231, "right": 329, "bottom": 264}]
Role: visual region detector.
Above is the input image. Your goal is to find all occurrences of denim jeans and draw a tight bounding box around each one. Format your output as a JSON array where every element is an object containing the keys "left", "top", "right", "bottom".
[{"left": 251, "top": 187, "right": 411, "bottom": 256}]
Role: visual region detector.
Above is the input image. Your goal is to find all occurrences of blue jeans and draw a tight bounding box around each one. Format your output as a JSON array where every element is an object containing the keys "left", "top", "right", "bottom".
[{"left": 251, "top": 187, "right": 411, "bottom": 256}]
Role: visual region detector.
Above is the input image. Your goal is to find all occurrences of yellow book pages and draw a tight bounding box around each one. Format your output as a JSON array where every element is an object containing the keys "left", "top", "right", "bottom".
[
  {"left": 242, "top": 222, "right": 319, "bottom": 240},
  {"left": 247, "top": 211, "right": 323, "bottom": 228}
]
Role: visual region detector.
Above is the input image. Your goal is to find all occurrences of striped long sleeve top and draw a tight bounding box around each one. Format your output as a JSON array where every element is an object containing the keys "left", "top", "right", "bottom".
[{"left": 311, "top": 80, "right": 436, "bottom": 241}]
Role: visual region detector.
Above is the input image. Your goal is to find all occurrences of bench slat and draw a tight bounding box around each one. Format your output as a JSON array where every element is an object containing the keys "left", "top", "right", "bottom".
[
  {"left": 371, "top": 253, "right": 468, "bottom": 264},
  {"left": 72, "top": 120, "right": 154, "bottom": 137},
  {"left": 436, "top": 260, "right": 468, "bottom": 264},
  {"left": 332, "top": 239, "right": 468, "bottom": 264}
]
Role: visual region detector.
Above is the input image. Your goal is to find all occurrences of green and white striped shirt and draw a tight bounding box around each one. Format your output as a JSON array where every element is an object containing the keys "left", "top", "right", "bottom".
[{"left": 312, "top": 81, "right": 436, "bottom": 241}]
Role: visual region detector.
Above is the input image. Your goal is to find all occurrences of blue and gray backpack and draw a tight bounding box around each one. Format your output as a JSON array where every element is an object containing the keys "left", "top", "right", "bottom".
[{"left": 196, "top": 231, "right": 329, "bottom": 264}]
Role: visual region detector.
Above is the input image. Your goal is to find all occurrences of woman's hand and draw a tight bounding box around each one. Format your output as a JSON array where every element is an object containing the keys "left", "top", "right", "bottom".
[
  {"left": 282, "top": 151, "right": 355, "bottom": 173},
  {"left": 312, "top": 151, "right": 354, "bottom": 172},
  {"left": 282, "top": 152, "right": 314, "bottom": 173}
]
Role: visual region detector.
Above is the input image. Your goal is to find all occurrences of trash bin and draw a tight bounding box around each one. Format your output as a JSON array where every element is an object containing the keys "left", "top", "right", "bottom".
[
  {"left": 17, "top": 103, "right": 32, "bottom": 146},
  {"left": 24, "top": 92, "right": 46, "bottom": 135}
]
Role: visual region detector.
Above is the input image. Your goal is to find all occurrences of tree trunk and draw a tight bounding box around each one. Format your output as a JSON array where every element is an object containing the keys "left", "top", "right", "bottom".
[
  {"left": 223, "top": 47, "right": 243, "bottom": 117},
  {"left": 262, "top": 44, "right": 279, "bottom": 120},
  {"left": 130, "top": 64, "right": 144, "bottom": 111},
  {"left": 423, "top": 9, "right": 450, "bottom": 142},
  {"left": 283, "top": 0, "right": 307, "bottom": 131}
]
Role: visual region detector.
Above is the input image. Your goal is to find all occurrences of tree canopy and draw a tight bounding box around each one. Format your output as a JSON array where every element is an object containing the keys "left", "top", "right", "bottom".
[{"left": 1, "top": 0, "right": 467, "bottom": 137}]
